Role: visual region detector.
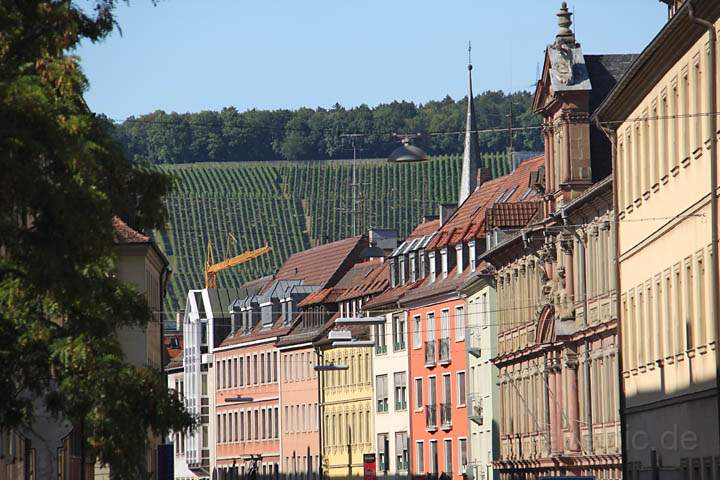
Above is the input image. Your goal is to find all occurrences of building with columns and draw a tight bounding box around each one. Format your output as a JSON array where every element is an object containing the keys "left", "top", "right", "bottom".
[
  {"left": 481, "top": 4, "right": 635, "bottom": 479},
  {"left": 593, "top": 0, "right": 720, "bottom": 478}
]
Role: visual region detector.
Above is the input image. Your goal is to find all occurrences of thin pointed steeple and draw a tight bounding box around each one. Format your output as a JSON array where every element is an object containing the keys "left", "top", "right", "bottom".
[{"left": 459, "top": 42, "right": 481, "bottom": 206}]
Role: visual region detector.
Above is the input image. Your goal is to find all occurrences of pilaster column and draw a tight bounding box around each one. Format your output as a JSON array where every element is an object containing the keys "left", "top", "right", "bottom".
[
  {"left": 565, "top": 352, "right": 581, "bottom": 452},
  {"left": 563, "top": 115, "right": 572, "bottom": 184},
  {"left": 548, "top": 355, "right": 562, "bottom": 455}
]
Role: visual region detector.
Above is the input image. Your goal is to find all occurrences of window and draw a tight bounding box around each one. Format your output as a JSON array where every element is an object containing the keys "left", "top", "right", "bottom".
[
  {"left": 443, "top": 439, "right": 453, "bottom": 475},
  {"left": 261, "top": 409, "right": 266, "bottom": 439},
  {"left": 414, "top": 378, "right": 424, "bottom": 410},
  {"left": 413, "top": 315, "right": 422, "bottom": 348},
  {"left": 454, "top": 306, "right": 465, "bottom": 341},
  {"left": 260, "top": 353, "right": 265, "bottom": 383},
  {"left": 247, "top": 409, "right": 253, "bottom": 440},
  {"left": 459, "top": 438, "right": 468, "bottom": 474},
  {"left": 440, "top": 309, "right": 450, "bottom": 339},
  {"left": 273, "top": 351, "right": 278, "bottom": 382},
  {"left": 442, "top": 373, "right": 452, "bottom": 405},
  {"left": 254, "top": 410, "right": 259, "bottom": 440},
  {"left": 240, "top": 411, "right": 245, "bottom": 441},
  {"left": 253, "top": 354, "right": 258, "bottom": 385},
  {"left": 284, "top": 406, "right": 288, "bottom": 433},
  {"left": 274, "top": 407, "right": 279, "bottom": 438},
  {"left": 376, "top": 375, "right": 389, "bottom": 412},
  {"left": 457, "top": 372, "right": 466, "bottom": 406},
  {"left": 428, "top": 376, "right": 437, "bottom": 407},
  {"left": 416, "top": 441, "right": 425, "bottom": 474},
  {"left": 393, "top": 314, "right": 406, "bottom": 351},
  {"left": 427, "top": 313, "right": 435, "bottom": 342},
  {"left": 377, "top": 433, "right": 388, "bottom": 472},
  {"left": 394, "top": 372, "right": 407, "bottom": 411},
  {"left": 239, "top": 357, "right": 244, "bottom": 386},
  {"left": 396, "top": 432, "right": 409, "bottom": 472},
  {"left": 429, "top": 440, "right": 438, "bottom": 475},
  {"left": 375, "top": 322, "right": 387, "bottom": 354}
]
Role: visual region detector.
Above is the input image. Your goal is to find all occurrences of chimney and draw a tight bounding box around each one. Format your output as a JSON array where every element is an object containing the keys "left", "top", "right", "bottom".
[
  {"left": 476, "top": 167, "right": 492, "bottom": 186},
  {"left": 439, "top": 203, "right": 457, "bottom": 226}
]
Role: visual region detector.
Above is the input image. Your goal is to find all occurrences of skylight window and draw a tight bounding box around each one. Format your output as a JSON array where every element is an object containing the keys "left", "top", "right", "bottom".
[
  {"left": 519, "top": 187, "right": 533, "bottom": 201},
  {"left": 501, "top": 186, "right": 518, "bottom": 203},
  {"left": 494, "top": 189, "right": 507, "bottom": 203}
]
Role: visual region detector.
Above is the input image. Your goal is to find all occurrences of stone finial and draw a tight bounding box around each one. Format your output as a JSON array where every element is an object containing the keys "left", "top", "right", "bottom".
[{"left": 555, "top": 1, "right": 575, "bottom": 45}]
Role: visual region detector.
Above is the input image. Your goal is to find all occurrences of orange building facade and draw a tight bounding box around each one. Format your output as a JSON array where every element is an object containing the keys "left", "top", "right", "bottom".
[{"left": 407, "top": 296, "right": 470, "bottom": 480}]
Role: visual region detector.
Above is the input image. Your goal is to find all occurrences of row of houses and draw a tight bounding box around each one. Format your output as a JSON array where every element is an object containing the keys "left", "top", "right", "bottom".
[{"left": 164, "top": 2, "right": 720, "bottom": 480}]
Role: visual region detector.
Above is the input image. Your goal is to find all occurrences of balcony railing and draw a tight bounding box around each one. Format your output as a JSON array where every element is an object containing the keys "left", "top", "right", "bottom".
[
  {"left": 425, "top": 340, "right": 436, "bottom": 367},
  {"left": 425, "top": 404, "right": 438, "bottom": 431},
  {"left": 375, "top": 343, "right": 387, "bottom": 355},
  {"left": 466, "top": 326, "right": 481, "bottom": 357},
  {"left": 439, "top": 338, "right": 451, "bottom": 364},
  {"left": 468, "top": 394, "right": 484, "bottom": 425},
  {"left": 440, "top": 403, "right": 452, "bottom": 429}
]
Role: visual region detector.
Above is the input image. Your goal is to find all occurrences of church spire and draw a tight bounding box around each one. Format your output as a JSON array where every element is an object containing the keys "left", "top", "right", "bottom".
[{"left": 459, "top": 42, "right": 481, "bottom": 206}]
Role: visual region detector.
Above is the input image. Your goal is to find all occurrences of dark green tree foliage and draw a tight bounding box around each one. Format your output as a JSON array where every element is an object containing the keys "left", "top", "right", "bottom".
[
  {"left": 0, "top": 2, "right": 192, "bottom": 478},
  {"left": 115, "top": 92, "right": 542, "bottom": 163}
]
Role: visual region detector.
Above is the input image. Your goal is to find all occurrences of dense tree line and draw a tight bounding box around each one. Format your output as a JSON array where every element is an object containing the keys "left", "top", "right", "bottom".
[{"left": 113, "top": 91, "right": 542, "bottom": 164}]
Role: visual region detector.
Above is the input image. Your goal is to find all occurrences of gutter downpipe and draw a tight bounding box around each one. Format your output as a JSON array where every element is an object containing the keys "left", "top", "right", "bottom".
[
  {"left": 560, "top": 209, "right": 593, "bottom": 453},
  {"left": 594, "top": 116, "right": 626, "bottom": 479},
  {"left": 688, "top": 0, "right": 720, "bottom": 452}
]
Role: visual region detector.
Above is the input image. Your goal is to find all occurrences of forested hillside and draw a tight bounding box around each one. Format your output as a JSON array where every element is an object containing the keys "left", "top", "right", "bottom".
[
  {"left": 114, "top": 91, "right": 541, "bottom": 164},
  {"left": 156, "top": 153, "right": 518, "bottom": 312}
]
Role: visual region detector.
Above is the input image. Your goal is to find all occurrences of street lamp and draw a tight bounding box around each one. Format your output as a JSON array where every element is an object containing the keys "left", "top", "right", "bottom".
[
  {"left": 387, "top": 134, "right": 429, "bottom": 163},
  {"left": 224, "top": 396, "right": 254, "bottom": 403},
  {"left": 335, "top": 316, "right": 386, "bottom": 325},
  {"left": 331, "top": 340, "right": 376, "bottom": 348},
  {"left": 314, "top": 363, "right": 349, "bottom": 371}
]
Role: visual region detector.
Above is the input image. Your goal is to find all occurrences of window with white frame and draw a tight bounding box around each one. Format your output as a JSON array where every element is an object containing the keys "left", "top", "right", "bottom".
[
  {"left": 443, "top": 439, "right": 453, "bottom": 475},
  {"left": 457, "top": 371, "right": 466, "bottom": 406},
  {"left": 454, "top": 305, "right": 465, "bottom": 341},
  {"left": 377, "top": 433, "right": 388, "bottom": 472},
  {"left": 459, "top": 438, "right": 468, "bottom": 474},
  {"left": 396, "top": 431, "right": 409, "bottom": 472},
  {"left": 414, "top": 377, "right": 423, "bottom": 410},
  {"left": 393, "top": 314, "right": 406, "bottom": 351},
  {"left": 376, "top": 375, "right": 388, "bottom": 412},
  {"left": 413, "top": 315, "right": 422, "bottom": 348},
  {"left": 375, "top": 322, "right": 387, "bottom": 354},
  {"left": 416, "top": 441, "right": 425, "bottom": 474},
  {"left": 394, "top": 372, "right": 407, "bottom": 411}
]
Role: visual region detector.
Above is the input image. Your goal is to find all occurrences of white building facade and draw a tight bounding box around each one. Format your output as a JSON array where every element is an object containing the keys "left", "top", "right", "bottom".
[
  {"left": 462, "top": 276, "right": 499, "bottom": 480},
  {"left": 372, "top": 309, "right": 411, "bottom": 479}
]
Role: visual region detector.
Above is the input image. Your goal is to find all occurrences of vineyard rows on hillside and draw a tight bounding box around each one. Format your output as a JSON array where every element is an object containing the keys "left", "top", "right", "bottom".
[{"left": 155, "top": 153, "right": 514, "bottom": 312}]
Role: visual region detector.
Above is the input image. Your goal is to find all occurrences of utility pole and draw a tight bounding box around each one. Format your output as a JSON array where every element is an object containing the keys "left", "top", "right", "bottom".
[{"left": 340, "top": 134, "right": 364, "bottom": 237}]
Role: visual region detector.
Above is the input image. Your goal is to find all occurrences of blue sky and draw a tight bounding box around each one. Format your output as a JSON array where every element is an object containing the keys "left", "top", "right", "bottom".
[{"left": 76, "top": 0, "right": 668, "bottom": 120}]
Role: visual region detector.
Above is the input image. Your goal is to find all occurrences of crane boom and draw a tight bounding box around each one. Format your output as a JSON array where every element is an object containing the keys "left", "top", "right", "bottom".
[{"left": 204, "top": 244, "right": 272, "bottom": 288}]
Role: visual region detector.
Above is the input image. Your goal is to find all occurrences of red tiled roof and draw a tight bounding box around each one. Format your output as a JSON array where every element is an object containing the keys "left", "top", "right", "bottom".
[
  {"left": 337, "top": 261, "right": 389, "bottom": 302},
  {"left": 274, "top": 236, "right": 366, "bottom": 288},
  {"left": 298, "top": 288, "right": 341, "bottom": 307},
  {"left": 428, "top": 156, "right": 544, "bottom": 249},
  {"left": 485, "top": 202, "right": 542, "bottom": 229},
  {"left": 408, "top": 219, "right": 440, "bottom": 239},
  {"left": 363, "top": 278, "right": 423, "bottom": 310},
  {"left": 112, "top": 216, "right": 150, "bottom": 244}
]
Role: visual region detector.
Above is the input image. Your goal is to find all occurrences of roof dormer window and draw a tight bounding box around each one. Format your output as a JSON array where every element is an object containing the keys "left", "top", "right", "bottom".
[
  {"left": 441, "top": 248, "right": 449, "bottom": 279},
  {"left": 456, "top": 243, "right": 464, "bottom": 276}
]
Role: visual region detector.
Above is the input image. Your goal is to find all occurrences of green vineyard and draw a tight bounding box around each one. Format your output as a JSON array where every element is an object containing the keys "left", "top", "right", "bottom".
[{"left": 154, "top": 152, "right": 514, "bottom": 312}]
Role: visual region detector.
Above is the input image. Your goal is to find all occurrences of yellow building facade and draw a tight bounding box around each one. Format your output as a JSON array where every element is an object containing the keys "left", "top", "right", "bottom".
[
  {"left": 319, "top": 343, "right": 374, "bottom": 479},
  {"left": 594, "top": 1, "right": 720, "bottom": 478}
]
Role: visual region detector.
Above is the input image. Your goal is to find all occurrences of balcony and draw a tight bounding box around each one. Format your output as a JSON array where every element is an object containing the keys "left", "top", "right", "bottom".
[
  {"left": 466, "top": 326, "right": 481, "bottom": 357},
  {"left": 440, "top": 403, "right": 452, "bottom": 429},
  {"left": 425, "top": 404, "right": 438, "bottom": 431},
  {"left": 439, "top": 338, "right": 451, "bottom": 365},
  {"left": 424, "top": 340, "right": 436, "bottom": 367},
  {"left": 468, "top": 394, "right": 484, "bottom": 425}
]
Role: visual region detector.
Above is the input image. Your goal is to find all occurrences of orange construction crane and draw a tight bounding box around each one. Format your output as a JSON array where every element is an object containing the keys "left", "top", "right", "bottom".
[{"left": 204, "top": 240, "right": 272, "bottom": 289}]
